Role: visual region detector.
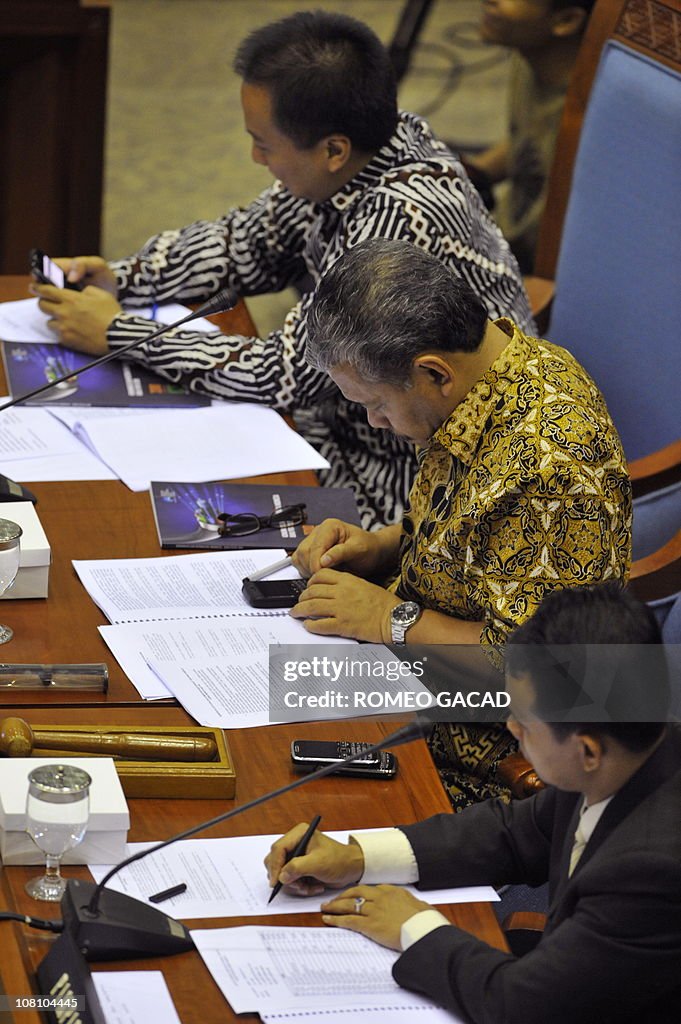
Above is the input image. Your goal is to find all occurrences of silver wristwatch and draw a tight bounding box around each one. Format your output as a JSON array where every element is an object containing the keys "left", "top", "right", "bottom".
[{"left": 390, "top": 601, "right": 422, "bottom": 644}]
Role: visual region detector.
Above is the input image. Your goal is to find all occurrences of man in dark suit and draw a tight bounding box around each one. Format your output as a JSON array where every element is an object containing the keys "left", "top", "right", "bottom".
[{"left": 266, "top": 585, "right": 681, "bottom": 1023}]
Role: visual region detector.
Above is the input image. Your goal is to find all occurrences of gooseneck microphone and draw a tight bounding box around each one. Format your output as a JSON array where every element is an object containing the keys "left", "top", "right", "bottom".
[
  {"left": 59, "top": 714, "right": 434, "bottom": 962},
  {"left": 0, "top": 286, "right": 239, "bottom": 414}
]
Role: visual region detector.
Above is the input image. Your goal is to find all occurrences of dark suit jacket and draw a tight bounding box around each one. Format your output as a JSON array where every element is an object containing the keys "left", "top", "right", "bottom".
[{"left": 395, "top": 727, "right": 681, "bottom": 1024}]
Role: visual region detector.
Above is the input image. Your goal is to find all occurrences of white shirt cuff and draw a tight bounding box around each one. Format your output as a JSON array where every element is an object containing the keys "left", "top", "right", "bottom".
[
  {"left": 349, "top": 828, "right": 419, "bottom": 885},
  {"left": 401, "top": 909, "right": 451, "bottom": 950}
]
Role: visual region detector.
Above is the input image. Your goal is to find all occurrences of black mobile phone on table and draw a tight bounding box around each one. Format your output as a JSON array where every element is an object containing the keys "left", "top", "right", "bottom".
[
  {"left": 291, "top": 739, "right": 398, "bottom": 778},
  {"left": 242, "top": 577, "right": 307, "bottom": 608},
  {"left": 29, "top": 249, "right": 82, "bottom": 290}
]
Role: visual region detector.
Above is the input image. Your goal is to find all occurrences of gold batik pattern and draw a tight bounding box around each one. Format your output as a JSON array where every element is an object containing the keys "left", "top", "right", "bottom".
[{"left": 393, "top": 321, "right": 632, "bottom": 808}]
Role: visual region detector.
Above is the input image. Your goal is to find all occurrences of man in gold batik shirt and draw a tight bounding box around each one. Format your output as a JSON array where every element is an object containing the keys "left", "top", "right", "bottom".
[{"left": 288, "top": 239, "right": 631, "bottom": 806}]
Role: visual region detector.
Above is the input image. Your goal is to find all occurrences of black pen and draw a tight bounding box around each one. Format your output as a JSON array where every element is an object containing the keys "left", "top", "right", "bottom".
[{"left": 268, "top": 814, "right": 321, "bottom": 904}]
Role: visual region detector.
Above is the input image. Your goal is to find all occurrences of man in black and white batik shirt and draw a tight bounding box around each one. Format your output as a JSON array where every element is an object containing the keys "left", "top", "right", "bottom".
[{"left": 35, "top": 11, "right": 533, "bottom": 529}]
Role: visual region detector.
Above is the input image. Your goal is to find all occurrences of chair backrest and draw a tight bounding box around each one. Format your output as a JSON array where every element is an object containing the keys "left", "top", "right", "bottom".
[
  {"left": 543, "top": 36, "right": 681, "bottom": 463},
  {"left": 530, "top": 0, "right": 681, "bottom": 466},
  {"left": 535, "top": 0, "right": 681, "bottom": 280}
]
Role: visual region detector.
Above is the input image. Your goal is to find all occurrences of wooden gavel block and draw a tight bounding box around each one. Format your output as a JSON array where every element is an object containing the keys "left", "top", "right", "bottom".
[{"left": 0, "top": 717, "right": 218, "bottom": 762}]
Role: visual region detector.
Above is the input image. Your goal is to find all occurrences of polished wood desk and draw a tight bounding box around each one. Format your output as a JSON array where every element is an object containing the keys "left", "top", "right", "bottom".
[{"left": 0, "top": 277, "right": 507, "bottom": 1020}]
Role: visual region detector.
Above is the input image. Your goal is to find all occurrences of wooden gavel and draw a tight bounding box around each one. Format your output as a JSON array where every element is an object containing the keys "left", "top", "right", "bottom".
[{"left": 0, "top": 717, "right": 217, "bottom": 762}]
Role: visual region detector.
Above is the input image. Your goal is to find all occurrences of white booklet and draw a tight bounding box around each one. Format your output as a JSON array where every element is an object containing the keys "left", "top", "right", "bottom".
[
  {"left": 74, "top": 549, "right": 357, "bottom": 707},
  {"left": 73, "top": 549, "right": 298, "bottom": 624}
]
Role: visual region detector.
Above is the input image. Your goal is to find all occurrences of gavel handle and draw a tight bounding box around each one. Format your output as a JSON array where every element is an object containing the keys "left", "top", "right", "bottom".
[{"left": 31, "top": 730, "right": 217, "bottom": 762}]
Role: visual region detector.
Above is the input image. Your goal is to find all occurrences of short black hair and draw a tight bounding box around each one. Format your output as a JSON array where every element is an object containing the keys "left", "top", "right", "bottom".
[
  {"left": 505, "top": 583, "right": 669, "bottom": 752},
  {"left": 233, "top": 10, "right": 398, "bottom": 152}
]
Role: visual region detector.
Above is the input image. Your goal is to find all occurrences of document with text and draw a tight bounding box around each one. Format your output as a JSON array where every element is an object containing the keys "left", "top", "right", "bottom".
[
  {"left": 191, "top": 926, "right": 454, "bottom": 1014},
  {"left": 73, "top": 549, "right": 298, "bottom": 624},
  {"left": 89, "top": 830, "right": 498, "bottom": 919},
  {"left": 101, "top": 613, "right": 350, "bottom": 706}
]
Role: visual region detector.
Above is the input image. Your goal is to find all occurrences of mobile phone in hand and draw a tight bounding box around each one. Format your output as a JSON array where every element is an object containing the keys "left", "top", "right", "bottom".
[{"left": 29, "top": 249, "right": 82, "bottom": 290}]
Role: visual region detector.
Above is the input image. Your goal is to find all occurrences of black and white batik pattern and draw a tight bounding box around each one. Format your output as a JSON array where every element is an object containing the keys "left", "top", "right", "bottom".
[{"left": 108, "top": 112, "right": 534, "bottom": 529}]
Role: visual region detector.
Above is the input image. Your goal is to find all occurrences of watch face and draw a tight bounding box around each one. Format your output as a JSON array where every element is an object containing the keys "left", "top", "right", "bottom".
[{"left": 393, "top": 601, "right": 420, "bottom": 625}]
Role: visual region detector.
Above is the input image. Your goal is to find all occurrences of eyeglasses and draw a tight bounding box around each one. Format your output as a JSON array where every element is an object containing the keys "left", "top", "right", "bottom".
[{"left": 216, "top": 503, "right": 307, "bottom": 537}]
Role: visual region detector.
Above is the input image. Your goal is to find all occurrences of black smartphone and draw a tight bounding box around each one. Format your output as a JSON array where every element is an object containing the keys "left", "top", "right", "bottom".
[
  {"left": 29, "top": 248, "right": 82, "bottom": 290},
  {"left": 242, "top": 577, "right": 307, "bottom": 609},
  {"left": 290, "top": 739, "right": 398, "bottom": 778}
]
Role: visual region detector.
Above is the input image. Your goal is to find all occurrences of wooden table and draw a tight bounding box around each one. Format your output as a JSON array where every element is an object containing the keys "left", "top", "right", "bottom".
[{"left": 0, "top": 277, "right": 507, "bottom": 1020}]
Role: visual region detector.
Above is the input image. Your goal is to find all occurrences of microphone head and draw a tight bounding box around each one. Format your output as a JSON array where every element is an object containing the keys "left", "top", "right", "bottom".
[{"left": 194, "top": 287, "right": 239, "bottom": 317}]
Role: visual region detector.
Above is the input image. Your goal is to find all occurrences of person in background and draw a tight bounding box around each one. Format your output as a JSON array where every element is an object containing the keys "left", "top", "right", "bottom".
[
  {"left": 290, "top": 238, "right": 631, "bottom": 807},
  {"left": 463, "top": 0, "right": 595, "bottom": 272},
  {"left": 31, "top": 9, "right": 532, "bottom": 531},
  {"left": 266, "top": 584, "right": 680, "bottom": 1024}
]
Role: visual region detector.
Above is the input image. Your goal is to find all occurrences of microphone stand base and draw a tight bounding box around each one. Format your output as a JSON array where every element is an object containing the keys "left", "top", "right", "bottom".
[{"left": 61, "top": 878, "right": 194, "bottom": 961}]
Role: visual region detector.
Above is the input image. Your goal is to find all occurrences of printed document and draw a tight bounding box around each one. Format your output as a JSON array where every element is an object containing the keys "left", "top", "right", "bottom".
[
  {"left": 89, "top": 829, "right": 497, "bottom": 920},
  {"left": 73, "top": 549, "right": 298, "bottom": 624},
  {"left": 102, "top": 613, "right": 343, "bottom": 706},
  {"left": 191, "top": 926, "right": 450, "bottom": 1014}
]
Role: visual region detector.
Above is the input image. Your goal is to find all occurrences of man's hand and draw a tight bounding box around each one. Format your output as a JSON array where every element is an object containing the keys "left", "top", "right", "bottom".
[
  {"left": 292, "top": 519, "right": 386, "bottom": 578},
  {"left": 53, "top": 256, "right": 119, "bottom": 295},
  {"left": 290, "top": 569, "right": 401, "bottom": 642},
  {"left": 32, "top": 284, "right": 122, "bottom": 355},
  {"left": 321, "top": 884, "right": 431, "bottom": 951},
  {"left": 265, "top": 824, "right": 364, "bottom": 897}
]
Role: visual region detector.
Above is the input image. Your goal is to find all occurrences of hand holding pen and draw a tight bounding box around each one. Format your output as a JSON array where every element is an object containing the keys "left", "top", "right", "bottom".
[{"left": 268, "top": 814, "right": 322, "bottom": 903}]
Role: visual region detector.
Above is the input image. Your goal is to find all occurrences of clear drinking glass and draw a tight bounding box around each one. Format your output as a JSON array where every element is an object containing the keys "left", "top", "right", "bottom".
[
  {"left": 25, "top": 764, "right": 91, "bottom": 901},
  {"left": 0, "top": 519, "right": 22, "bottom": 644}
]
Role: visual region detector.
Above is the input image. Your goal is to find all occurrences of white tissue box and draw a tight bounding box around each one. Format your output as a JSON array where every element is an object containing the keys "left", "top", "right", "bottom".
[
  {"left": 0, "top": 500, "right": 50, "bottom": 599},
  {"left": 0, "top": 757, "right": 130, "bottom": 865}
]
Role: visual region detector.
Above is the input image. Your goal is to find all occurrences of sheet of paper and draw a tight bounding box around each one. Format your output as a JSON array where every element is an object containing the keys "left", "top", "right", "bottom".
[
  {"left": 100, "top": 613, "right": 351, "bottom": 704},
  {"left": 0, "top": 405, "right": 90, "bottom": 461},
  {"left": 0, "top": 298, "right": 216, "bottom": 344},
  {"left": 261, "top": 1007, "right": 462, "bottom": 1024},
  {"left": 0, "top": 400, "right": 116, "bottom": 481},
  {"left": 191, "top": 926, "right": 441, "bottom": 1014},
  {"left": 0, "top": 450, "right": 117, "bottom": 482},
  {"left": 0, "top": 298, "right": 58, "bottom": 343},
  {"left": 73, "top": 549, "right": 297, "bottom": 624},
  {"left": 89, "top": 830, "right": 498, "bottom": 921},
  {"left": 147, "top": 638, "right": 426, "bottom": 727},
  {"left": 76, "top": 403, "right": 330, "bottom": 491},
  {"left": 91, "top": 971, "right": 181, "bottom": 1024}
]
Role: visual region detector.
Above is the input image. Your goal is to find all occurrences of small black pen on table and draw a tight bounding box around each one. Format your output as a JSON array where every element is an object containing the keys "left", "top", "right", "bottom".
[{"left": 268, "top": 814, "right": 322, "bottom": 904}]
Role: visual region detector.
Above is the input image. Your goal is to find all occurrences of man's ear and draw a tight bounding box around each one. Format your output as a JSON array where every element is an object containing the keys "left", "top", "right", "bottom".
[
  {"left": 551, "top": 6, "right": 589, "bottom": 38},
  {"left": 324, "top": 135, "right": 352, "bottom": 173},
  {"left": 577, "top": 732, "right": 604, "bottom": 773},
  {"left": 413, "top": 354, "right": 455, "bottom": 394}
]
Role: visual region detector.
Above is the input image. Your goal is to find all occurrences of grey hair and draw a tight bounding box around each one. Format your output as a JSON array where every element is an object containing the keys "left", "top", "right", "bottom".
[{"left": 306, "top": 239, "right": 489, "bottom": 387}]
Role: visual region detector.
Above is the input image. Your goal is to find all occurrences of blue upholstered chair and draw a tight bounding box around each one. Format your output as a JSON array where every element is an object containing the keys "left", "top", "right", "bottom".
[
  {"left": 545, "top": 38, "right": 681, "bottom": 557},
  {"left": 529, "top": 0, "right": 681, "bottom": 560}
]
